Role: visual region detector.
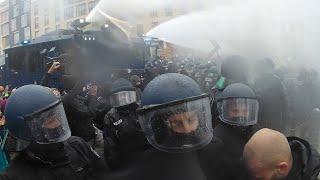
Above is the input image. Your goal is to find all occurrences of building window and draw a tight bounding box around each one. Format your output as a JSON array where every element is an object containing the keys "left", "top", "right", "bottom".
[
  {"left": 23, "top": 0, "right": 30, "bottom": 13},
  {"left": 76, "top": 3, "right": 87, "bottom": 16},
  {"left": 44, "top": 27, "right": 50, "bottom": 33},
  {"left": 64, "top": 0, "right": 83, "bottom": 5},
  {"left": 1, "top": 36, "right": 9, "bottom": 48},
  {"left": 13, "top": 5, "right": 19, "bottom": 18},
  {"left": 151, "top": 21, "right": 159, "bottom": 28},
  {"left": 64, "top": 7, "right": 74, "bottom": 20},
  {"left": 136, "top": 24, "right": 143, "bottom": 37},
  {"left": 56, "top": 24, "right": 61, "bottom": 30},
  {"left": 1, "top": 23, "right": 9, "bottom": 36},
  {"left": 66, "top": 21, "right": 72, "bottom": 29},
  {"left": 24, "top": 27, "right": 30, "bottom": 40},
  {"left": 10, "top": 18, "right": 16, "bottom": 32},
  {"left": 44, "top": 15, "right": 49, "bottom": 26},
  {"left": 34, "top": 30, "right": 39, "bottom": 37},
  {"left": 13, "top": 31, "right": 19, "bottom": 44},
  {"left": 34, "top": 17, "right": 39, "bottom": 29},
  {"left": 88, "top": 1, "right": 97, "bottom": 12},
  {"left": 180, "top": 6, "right": 187, "bottom": 14},
  {"left": 21, "top": 14, "right": 28, "bottom": 28},
  {"left": 64, "top": 0, "right": 73, "bottom": 5},
  {"left": 55, "top": 11, "right": 60, "bottom": 23},
  {"left": 10, "top": 0, "right": 16, "bottom": 6},
  {"left": 165, "top": 7, "right": 173, "bottom": 16},
  {"left": 0, "top": 11, "right": 9, "bottom": 23},
  {"left": 34, "top": 5, "right": 39, "bottom": 15},
  {"left": 150, "top": 10, "right": 158, "bottom": 17}
]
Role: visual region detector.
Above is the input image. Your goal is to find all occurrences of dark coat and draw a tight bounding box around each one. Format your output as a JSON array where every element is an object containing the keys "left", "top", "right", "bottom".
[
  {"left": 105, "top": 149, "right": 209, "bottom": 180},
  {"left": 286, "top": 137, "right": 320, "bottom": 180},
  {"left": 0, "top": 137, "right": 108, "bottom": 180},
  {"left": 254, "top": 74, "right": 288, "bottom": 132},
  {"left": 103, "top": 104, "right": 148, "bottom": 169}
]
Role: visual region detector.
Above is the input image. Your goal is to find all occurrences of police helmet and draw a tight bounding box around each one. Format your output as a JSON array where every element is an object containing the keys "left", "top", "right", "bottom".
[
  {"left": 216, "top": 83, "right": 259, "bottom": 126},
  {"left": 110, "top": 78, "right": 136, "bottom": 108},
  {"left": 138, "top": 73, "right": 213, "bottom": 153},
  {"left": 5, "top": 85, "right": 71, "bottom": 146}
]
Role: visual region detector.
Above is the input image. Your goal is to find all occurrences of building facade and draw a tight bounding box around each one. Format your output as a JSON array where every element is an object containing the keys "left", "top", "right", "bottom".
[
  {"left": 0, "top": 0, "right": 10, "bottom": 51},
  {"left": 31, "top": 0, "right": 100, "bottom": 38},
  {"left": 132, "top": 2, "right": 204, "bottom": 37},
  {"left": 31, "top": 0, "right": 204, "bottom": 38},
  {"left": 0, "top": 0, "right": 31, "bottom": 53}
]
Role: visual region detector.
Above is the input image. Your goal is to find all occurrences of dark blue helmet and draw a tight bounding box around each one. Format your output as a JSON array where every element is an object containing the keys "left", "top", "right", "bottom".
[
  {"left": 110, "top": 78, "right": 137, "bottom": 107},
  {"left": 111, "top": 78, "right": 135, "bottom": 94},
  {"left": 221, "top": 55, "right": 248, "bottom": 83},
  {"left": 217, "top": 83, "right": 256, "bottom": 100},
  {"left": 138, "top": 73, "right": 213, "bottom": 153},
  {"left": 216, "top": 83, "right": 259, "bottom": 126},
  {"left": 5, "top": 85, "right": 71, "bottom": 144},
  {"left": 141, "top": 73, "right": 202, "bottom": 106}
]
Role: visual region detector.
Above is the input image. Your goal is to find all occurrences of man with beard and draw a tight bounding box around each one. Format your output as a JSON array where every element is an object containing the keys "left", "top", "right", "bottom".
[{"left": 243, "top": 128, "right": 320, "bottom": 180}]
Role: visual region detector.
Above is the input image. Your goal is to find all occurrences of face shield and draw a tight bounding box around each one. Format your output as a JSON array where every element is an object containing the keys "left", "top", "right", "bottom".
[
  {"left": 138, "top": 95, "right": 213, "bottom": 153},
  {"left": 110, "top": 91, "right": 137, "bottom": 108},
  {"left": 23, "top": 101, "right": 71, "bottom": 144},
  {"left": 217, "top": 98, "right": 259, "bottom": 126}
]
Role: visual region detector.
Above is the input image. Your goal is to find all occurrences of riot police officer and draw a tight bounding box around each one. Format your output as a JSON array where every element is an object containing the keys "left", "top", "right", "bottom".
[
  {"left": 198, "top": 83, "right": 259, "bottom": 180},
  {"left": 134, "top": 73, "right": 213, "bottom": 180},
  {"left": 104, "top": 78, "right": 148, "bottom": 169},
  {"left": 214, "top": 83, "right": 260, "bottom": 155},
  {"left": 300, "top": 108, "right": 320, "bottom": 150},
  {"left": 254, "top": 58, "right": 288, "bottom": 133},
  {"left": 1, "top": 85, "right": 108, "bottom": 180},
  {"left": 211, "top": 55, "right": 249, "bottom": 127},
  {"left": 105, "top": 73, "right": 214, "bottom": 180}
]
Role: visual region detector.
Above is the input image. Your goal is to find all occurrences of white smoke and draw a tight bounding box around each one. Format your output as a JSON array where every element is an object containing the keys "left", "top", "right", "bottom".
[
  {"left": 147, "top": 0, "right": 320, "bottom": 68},
  {"left": 86, "top": 0, "right": 320, "bottom": 68},
  {"left": 86, "top": 0, "right": 239, "bottom": 23}
]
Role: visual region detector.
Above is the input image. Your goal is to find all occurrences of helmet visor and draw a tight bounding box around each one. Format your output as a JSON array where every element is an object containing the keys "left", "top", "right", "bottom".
[
  {"left": 24, "top": 102, "right": 71, "bottom": 144},
  {"left": 217, "top": 98, "right": 259, "bottom": 126},
  {"left": 138, "top": 96, "right": 213, "bottom": 153},
  {"left": 110, "top": 91, "right": 137, "bottom": 107}
]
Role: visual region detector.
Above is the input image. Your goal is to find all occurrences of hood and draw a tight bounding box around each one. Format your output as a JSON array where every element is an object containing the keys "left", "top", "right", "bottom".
[{"left": 287, "top": 136, "right": 320, "bottom": 180}]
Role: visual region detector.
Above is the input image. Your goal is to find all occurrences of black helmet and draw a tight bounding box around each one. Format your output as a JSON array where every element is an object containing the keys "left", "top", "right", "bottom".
[
  {"left": 216, "top": 83, "right": 259, "bottom": 126},
  {"left": 110, "top": 78, "right": 136, "bottom": 107},
  {"left": 138, "top": 73, "right": 213, "bottom": 153},
  {"left": 5, "top": 85, "right": 71, "bottom": 147},
  {"left": 221, "top": 55, "right": 248, "bottom": 83}
]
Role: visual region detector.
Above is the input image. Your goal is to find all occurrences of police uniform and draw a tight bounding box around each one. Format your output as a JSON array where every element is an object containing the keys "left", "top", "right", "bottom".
[{"left": 1, "top": 137, "right": 108, "bottom": 180}]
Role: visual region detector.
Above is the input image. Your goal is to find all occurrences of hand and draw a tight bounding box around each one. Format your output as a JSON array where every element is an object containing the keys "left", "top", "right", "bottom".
[
  {"left": 48, "top": 61, "right": 61, "bottom": 74},
  {"left": 0, "top": 116, "right": 5, "bottom": 126},
  {"left": 89, "top": 85, "right": 98, "bottom": 96}
]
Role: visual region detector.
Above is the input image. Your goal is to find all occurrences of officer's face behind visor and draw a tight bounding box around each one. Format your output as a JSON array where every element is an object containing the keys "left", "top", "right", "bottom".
[
  {"left": 110, "top": 91, "right": 137, "bottom": 107},
  {"left": 218, "top": 98, "right": 259, "bottom": 126},
  {"left": 138, "top": 95, "right": 213, "bottom": 153},
  {"left": 23, "top": 101, "right": 71, "bottom": 144},
  {"left": 168, "top": 111, "right": 199, "bottom": 134}
]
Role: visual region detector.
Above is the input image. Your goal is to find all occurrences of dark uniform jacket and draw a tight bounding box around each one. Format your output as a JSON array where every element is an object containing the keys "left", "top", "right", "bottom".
[
  {"left": 0, "top": 137, "right": 108, "bottom": 180},
  {"left": 105, "top": 149, "right": 209, "bottom": 180},
  {"left": 104, "top": 104, "right": 148, "bottom": 169}
]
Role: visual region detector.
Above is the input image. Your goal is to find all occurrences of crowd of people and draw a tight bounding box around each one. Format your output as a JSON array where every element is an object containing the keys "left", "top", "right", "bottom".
[{"left": 0, "top": 54, "right": 319, "bottom": 180}]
